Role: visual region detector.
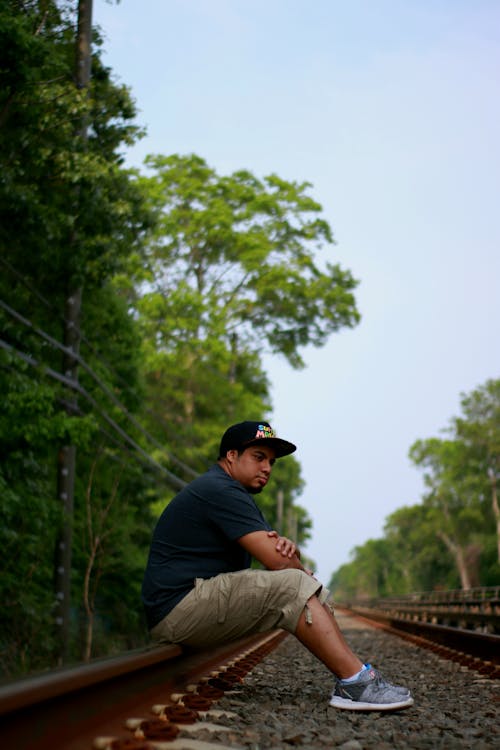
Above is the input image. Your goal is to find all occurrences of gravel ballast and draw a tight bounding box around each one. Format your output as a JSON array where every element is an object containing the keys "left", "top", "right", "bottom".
[{"left": 187, "top": 612, "right": 499, "bottom": 750}]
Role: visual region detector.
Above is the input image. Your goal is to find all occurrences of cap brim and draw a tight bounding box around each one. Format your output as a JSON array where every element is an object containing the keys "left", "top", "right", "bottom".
[{"left": 243, "top": 437, "right": 297, "bottom": 458}]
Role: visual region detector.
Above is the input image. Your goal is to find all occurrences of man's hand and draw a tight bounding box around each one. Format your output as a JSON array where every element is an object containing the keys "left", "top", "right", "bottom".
[
  {"left": 267, "top": 530, "right": 300, "bottom": 559},
  {"left": 238, "top": 530, "right": 303, "bottom": 571}
]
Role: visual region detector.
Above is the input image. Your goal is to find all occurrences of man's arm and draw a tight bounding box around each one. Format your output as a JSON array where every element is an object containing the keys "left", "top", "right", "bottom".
[{"left": 238, "top": 530, "right": 305, "bottom": 571}]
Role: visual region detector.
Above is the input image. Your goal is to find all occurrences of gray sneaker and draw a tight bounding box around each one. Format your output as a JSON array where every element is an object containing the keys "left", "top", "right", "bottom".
[{"left": 329, "top": 665, "right": 414, "bottom": 711}]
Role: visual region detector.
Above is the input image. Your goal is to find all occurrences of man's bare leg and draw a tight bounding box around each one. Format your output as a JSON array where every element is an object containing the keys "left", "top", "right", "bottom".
[{"left": 294, "top": 595, "right": 363, "bottom": 679}]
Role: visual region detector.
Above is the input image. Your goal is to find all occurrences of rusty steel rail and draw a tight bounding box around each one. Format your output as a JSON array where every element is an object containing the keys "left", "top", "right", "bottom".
[{"left": 0, "top": 630, "right": 287, "bottom": 750}]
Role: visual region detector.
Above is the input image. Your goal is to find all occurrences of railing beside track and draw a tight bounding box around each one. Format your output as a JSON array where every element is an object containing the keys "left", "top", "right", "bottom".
[{"left": 337, "top": 586, "right": 500, "bottom": 635}]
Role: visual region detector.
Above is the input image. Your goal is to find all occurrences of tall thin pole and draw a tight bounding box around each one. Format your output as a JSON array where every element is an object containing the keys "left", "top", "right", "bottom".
[
  {"left": 54, "top": 0, "right": 93, "bottom": 664},
  {"left": 276, "top": 489, "right": 284, "bottom": 535}
]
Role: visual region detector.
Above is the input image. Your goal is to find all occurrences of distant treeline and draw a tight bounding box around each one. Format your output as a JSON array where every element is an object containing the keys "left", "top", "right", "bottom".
[
  {"left": 329, "top": 378, "right": 500, "bottom": 599},
  {"left": 0, "top": 1, "right": 360, "bottom": 678}
]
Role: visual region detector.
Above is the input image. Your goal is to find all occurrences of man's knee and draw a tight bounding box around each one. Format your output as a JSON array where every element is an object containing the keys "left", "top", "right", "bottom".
[
  {"left": 272, "top": 568, "right": 310, "bottom": 589},
  {"left": 272, "top": 569, "right": 324, "bottom": 632}
]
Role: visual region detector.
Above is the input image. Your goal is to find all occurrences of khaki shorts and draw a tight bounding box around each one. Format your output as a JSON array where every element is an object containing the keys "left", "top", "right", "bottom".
[{"left": 150, "top": 568, "right": 328, "bottom": 648}]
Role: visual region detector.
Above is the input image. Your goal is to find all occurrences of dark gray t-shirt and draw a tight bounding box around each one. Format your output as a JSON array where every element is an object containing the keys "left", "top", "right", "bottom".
[{"left": 141, "top": 463, "right": 271, "bottom": 629}]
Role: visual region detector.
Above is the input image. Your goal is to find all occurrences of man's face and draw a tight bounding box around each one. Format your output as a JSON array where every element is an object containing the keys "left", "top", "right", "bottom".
[{"left": 227, "top": 444, "right": 276, "bottom": 494}]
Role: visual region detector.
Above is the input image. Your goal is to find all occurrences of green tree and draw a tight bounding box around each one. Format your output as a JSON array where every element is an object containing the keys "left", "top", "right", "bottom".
[
  {"left": 122, "top": 151, "right": 360, "bottom": 498},
  {"left": 384, "top": 505, "right": 458, "bottom": 593},
  {"left": 330, "top": 538, "right": 395, "bottom": 599},
  {"left": 407, "top": 380, "right": 499, "bottom": 589},
  {"left": 0, "top": 353, "right": 96, "bottom": 675},
  {"left": 137, "top": 153, "right": 360, "bottom": 369},
  {"left": 1, "top": 5, "right": 364, "bottom": 672},
  {"left": 0, "top": 1, "right": 149, "bottom": 298},
  {"left": 452, "top": 379, "right": 500, "bottom": 567},
  {"left": 123, "top": 153, "right": 360, "bottom": 553},
  {"left": 410, "top": 437, "right": 489, "bottom": 588},
  {"left": 0, "top": 0, "right": 154, "bottom": 674},
  {"left": 329, "top": 379, "right": 499, "bottom": 598}
]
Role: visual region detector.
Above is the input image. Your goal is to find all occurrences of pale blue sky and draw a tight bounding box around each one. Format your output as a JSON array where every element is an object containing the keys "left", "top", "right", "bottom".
[{"left": 94, "top": 0, "right": 500, "bottom": 583}]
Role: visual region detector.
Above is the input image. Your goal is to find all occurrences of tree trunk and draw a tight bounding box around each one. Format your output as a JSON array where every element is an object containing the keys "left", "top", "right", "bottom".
[
  {"left": 464, "top": 544, "right": 481, "bottom": 588},
  {"left": 83, "top": 542, "right": 97, "bottom": 662},
  {"left": 82, "top": 455, "right": 120, "bottom": 661},
  {"left": 437, "top": 530, "right": 472, "bottom": 589},
  {"left": 54, "top": 290, "right": 82, "bottom": 663},
  {"left": 489, "top": 466, "right": 500, "bottom": 564}
]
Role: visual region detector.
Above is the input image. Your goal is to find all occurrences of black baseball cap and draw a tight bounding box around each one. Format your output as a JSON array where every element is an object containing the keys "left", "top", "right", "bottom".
[{"left": 218, "top": 421, "right": 296, "bottom": 459}]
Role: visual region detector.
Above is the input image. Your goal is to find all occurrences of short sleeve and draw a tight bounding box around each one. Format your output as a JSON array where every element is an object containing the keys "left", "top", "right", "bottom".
[{"left": 203, "top": 477, "right": 271, "bottom": 540}]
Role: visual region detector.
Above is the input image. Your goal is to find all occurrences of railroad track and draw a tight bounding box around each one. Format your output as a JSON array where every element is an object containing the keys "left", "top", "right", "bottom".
[
  {"left": 0, "top": 630, "right": 287, "bottom": 750},
  {"left": 336, "top": 603, "right": 500, "bottom": 677},
  {"left": 1, "top": 602, "right": 498, "bottom": 750}
]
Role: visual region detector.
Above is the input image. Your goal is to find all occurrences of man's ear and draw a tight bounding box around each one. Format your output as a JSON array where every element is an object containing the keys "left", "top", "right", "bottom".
[{"left": 226, "top": 449, "right": 239, "bottom": 464}]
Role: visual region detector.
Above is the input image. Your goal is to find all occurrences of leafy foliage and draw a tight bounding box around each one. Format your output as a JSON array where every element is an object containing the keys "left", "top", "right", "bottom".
[
  {"left": 0, "top": 0, "right": 151, "bottom": 298},
  {"left": 0, "top": 3, "right": 359, "bottom": 678},
  {"left": 0, "top": 0, "right": 154, "bottom": 676},
  {"left": 119, "top": 153, "right": 360, "bottom": 477},
  {"left": 329, "top": 380, "right": 500, "bottom": 599},
  {"left": 136, "top": 154, "right": 360, "bottom": 369}
]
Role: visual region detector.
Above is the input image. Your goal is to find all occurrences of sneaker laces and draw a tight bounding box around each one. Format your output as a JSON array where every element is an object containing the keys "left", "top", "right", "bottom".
[
  {"left": 337, "top": 665, "right": 410, "bottom": 698},
  {"left": 365, "top": 667, "right": 410, "bottom": 696}
]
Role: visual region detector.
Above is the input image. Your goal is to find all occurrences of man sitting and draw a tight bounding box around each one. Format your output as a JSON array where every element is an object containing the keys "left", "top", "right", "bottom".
[{"left": 142, "top": 421, "right": 413, "bottom": 711}]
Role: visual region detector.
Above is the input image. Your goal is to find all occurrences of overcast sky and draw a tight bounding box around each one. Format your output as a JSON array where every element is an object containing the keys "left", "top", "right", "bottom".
[{"left": 94, "top": 0, "right": 500, "bottom": 584}]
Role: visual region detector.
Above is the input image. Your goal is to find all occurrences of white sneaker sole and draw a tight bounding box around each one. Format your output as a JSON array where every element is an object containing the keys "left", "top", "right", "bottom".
[{"left": 329, "top": 695, "right": 414, "bottom": 712}]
